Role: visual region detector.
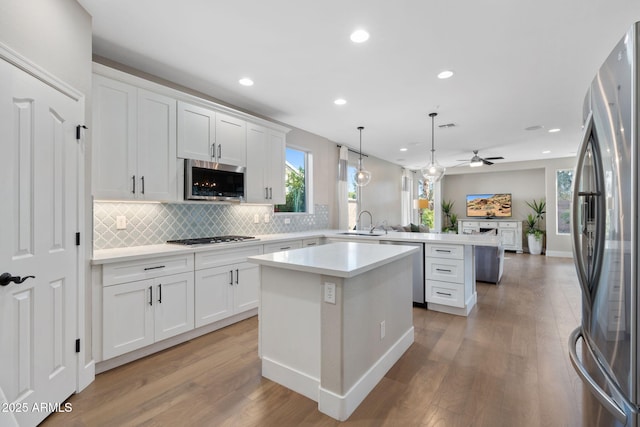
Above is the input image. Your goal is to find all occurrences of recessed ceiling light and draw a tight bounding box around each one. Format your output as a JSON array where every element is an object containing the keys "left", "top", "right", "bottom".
[
  {"left": 350, "top": 29, "right": 370, "bottom": 43},
  {"left": 525, "top": 125, "right": 543, "bottom": 131},
  {"left": 542, "top": 150, "right": 551, "bottom": 154},
  {"left": 548, "top": 128, "right": 561, "bottom": 133},
  {"left": 334, "top": 98, "right": 347, "bottom": 105},
  {"left": 400, "top": 148, "right": 408, "bottom": 152},
  {"left": 239, "top": 78, "right": 254, "bottom": 86},
  {"left": 437, "top": 70, "right": 454, "bottom": 79}
]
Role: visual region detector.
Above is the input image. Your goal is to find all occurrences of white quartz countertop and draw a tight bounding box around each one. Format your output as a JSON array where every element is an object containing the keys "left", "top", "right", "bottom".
[
  {"left": 247, "top": 241, "right": 419, "bottom": 278},
  {"left": 92, "top": 229, "right": 500, "bottom": 265}
]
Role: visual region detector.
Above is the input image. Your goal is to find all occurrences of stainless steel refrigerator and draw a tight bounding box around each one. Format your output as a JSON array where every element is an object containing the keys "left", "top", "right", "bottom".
[{"left": 569, "top": 22, "right": 639, "bottom": 426}]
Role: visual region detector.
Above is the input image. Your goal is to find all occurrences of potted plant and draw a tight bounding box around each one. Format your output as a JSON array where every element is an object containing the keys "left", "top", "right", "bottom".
[
  {"left": 441, "top": 200, "right": 458, "bottom": 233},
  {"left": 525, "top": 199, "right": 546, "bottom": 255}
]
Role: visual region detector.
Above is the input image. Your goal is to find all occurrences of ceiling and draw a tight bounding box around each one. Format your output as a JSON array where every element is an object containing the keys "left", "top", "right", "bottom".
[{"left": 78, "top": 0, "right": 640, "bottom": 171}]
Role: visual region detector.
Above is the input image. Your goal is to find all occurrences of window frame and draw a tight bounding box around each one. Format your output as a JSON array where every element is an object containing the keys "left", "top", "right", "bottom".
[
  {"left": 556, "top": 168, "right": 573, "bottom": 235},
  {"left": 275, "top": 145, "right": 314, "bottom": 215}
]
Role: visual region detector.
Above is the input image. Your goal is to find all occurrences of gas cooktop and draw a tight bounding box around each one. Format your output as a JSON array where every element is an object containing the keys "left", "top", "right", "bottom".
[{"left": 166, "top": 235, "right": 257, "bottom": 245}]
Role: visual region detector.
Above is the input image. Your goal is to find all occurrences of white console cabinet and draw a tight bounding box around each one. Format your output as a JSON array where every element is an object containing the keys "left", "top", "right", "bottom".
[{"left": 458, "top": 219, "right": 523, "bottom": 253}]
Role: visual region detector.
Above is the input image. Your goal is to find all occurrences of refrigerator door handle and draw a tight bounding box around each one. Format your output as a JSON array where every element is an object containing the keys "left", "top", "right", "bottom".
[{"left": 568, "top": 327, "right": 627, "bottom": 423}]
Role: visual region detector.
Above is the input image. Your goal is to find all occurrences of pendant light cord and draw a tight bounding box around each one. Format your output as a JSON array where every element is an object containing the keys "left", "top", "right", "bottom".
[
  {"left": 358, "top": 126, "right": 364, "bottom": 161},
  {"left": 429, "top": 112, "right": 437, "bottom": 164}
]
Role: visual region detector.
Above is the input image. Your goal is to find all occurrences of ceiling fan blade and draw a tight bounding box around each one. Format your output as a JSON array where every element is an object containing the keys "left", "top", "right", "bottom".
[
  {"left": 483, "top": 156, "right": 504, "bottom": 160},
  {"left": 482, "top": 159, "right": 494, "bottom": 165}
]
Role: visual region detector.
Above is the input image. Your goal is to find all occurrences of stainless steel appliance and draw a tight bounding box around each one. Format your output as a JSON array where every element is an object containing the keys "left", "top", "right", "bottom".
[
  {"left": 184, "top": 159, "right": 245, "bottom": 202},
  {"left": 380, "top": 240, "right": 425, "bottom": 306},
  {"left": 167, "top": 235, "right": 256, "bottom": 245},
  {"left": 568, "top": 22, "right": 639, "bottom": 426}
]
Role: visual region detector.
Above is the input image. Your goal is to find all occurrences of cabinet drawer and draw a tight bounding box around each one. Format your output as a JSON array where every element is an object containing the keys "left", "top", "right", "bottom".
[
  {"left": 479, "top": 222, "right": 497, "bottom": 229},
  {"left": 426, "top": 258, "right": 465, "bottom": 283},
  {"left": 103, "top": 254, "right": 194, "bottom": 286},
  {"left": 302, "top": 238, "right": 321, "bottom": 247},
  {"left": 426, "top": 280, "right": 464, "bottom": 308},
  {"left": 195, "top": 245, "right": 263, "bottom": 270},
  {"left": 462, "top": 221, "right": 479, "bottom": 227},
  {"left": 425, "top": 243, "right": 464, "bottom": 260},
  {"left": 263, "top": 240, "right": 303, "bottom": 254},
  {"left": 498, "top": 222, "right": 518, "bottom": 229}
]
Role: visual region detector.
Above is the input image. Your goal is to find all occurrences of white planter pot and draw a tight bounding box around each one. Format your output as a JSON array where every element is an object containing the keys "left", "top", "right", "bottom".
[{"left": 527, "top": 234, "right": 543, "bottom": 255}]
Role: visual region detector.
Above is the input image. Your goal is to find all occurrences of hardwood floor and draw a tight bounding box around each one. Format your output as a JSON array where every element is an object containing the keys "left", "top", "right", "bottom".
[{"left": 42, "top": 253, "right": 583, "bottom": 426}]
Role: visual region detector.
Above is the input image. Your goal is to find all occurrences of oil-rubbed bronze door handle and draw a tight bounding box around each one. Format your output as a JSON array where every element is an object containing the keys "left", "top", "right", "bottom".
[{"left": 0, "top": 273, "right": 35, "bottom": 287}]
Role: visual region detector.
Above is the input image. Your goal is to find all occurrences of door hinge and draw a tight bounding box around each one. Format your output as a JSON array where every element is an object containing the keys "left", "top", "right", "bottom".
[
  {"left": 75, "top": 339, "right": 80, "bottom": 353},
  {"left": 75, "top": 232, "right": 81, "bottom": 246},
  {"left": 76, "top": 125, "right": 88, "bottom": 140}
]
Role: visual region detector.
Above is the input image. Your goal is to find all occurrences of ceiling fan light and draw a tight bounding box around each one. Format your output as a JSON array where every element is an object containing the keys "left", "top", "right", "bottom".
[{"left": 470, "top": 157, "right": 483, "bottom": 167}]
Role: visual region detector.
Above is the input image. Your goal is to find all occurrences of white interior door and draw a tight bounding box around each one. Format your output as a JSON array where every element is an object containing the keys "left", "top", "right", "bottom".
[{"left": 0, "top": 59, "right": 81, "bottom": 426}]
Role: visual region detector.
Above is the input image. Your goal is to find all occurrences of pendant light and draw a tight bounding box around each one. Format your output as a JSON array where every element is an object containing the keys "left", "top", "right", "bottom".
[
  {"left": 421, "top": 112, "right": 446, "bottom": 182},
  {"left": 354, "top": 126, "right": 371, "bottom": 187}
]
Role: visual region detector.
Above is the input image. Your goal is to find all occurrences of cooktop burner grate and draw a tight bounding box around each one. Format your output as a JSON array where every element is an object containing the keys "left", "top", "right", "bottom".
[{"left": 166, "top": 235, "right": 256, "bottom": 245}]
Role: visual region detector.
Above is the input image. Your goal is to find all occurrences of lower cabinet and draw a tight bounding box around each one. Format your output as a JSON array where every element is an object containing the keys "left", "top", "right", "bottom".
[
  {"left": 194, "top": 246, "right": 263, "bottom": 328},
  {"left": 103, "top": 271, "right": 194, "bottom": 359},
  {"left": 424, "top": 243, "right": 475, "bottom": 316}
]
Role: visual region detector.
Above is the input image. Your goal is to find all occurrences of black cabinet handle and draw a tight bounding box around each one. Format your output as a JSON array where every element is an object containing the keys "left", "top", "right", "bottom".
[
  {"left": 149, "top": 286, "right": 153, "bottom": 306},
  {"left": 158, "top": 284, "right": 162, "bottom": 304},
  {"left": 269, "top": 187, "right": 273, "bottom": 199},
  {"left": 144, "top": 265, "right": 165, "bottom": 271},
  {"left": 436, "top": 291, "right": 452, "bottom": 297},
  {"left": 229, "top": 270, "right": 234, "bottom": 285},
  {"left": 435, "top": 249, "right": 451, "bottom": 253},
  {"left": 0, "top": 273, "right": 35, "bottom": 287},
  {"left": 235, "top": 269, "right": 239, "bottom": 284},
  {"left": 265, "top": 187, "right": 269, "bottom": 199},
  {"left": 436, "top": 268, "right": 452, "bottom": 273},
  {"left": 132, "top": 175, "right": 136, "bottom": 194},
  {"left": 217, "top": 144, "right": 222, "bottom": 158},
  {"left": 141, "top": 176, "right": 145, "bottom": 194}
]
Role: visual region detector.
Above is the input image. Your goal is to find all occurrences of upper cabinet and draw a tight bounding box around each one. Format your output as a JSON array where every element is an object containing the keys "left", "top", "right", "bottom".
[
  {"left": 177, "top": 101, "right": 246, "bottom": 167},
  {"left": 246, "top": 123, "right": 286, "bottom": 204},
  {"left": 92, "top": 75, "right": 177, "bottom": 201}
]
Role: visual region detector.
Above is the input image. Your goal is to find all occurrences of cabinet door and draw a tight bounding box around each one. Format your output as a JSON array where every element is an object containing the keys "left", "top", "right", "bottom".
[
  {"left": 194, "top": 266, "right": 234, "bottom": 327},
  {"left": 245, "top": 123, "right": 268, "bottom": 203},
  {"left": 92, "top": 75, "right": 137, "bottom": 200},
  {"left": 177, "top": 101, "right": 215, "bottom": 161},
  {"left": 216, "top": 113, "right": 246, "bottom": 166},
  {"left": 137, "top": 89, "right": 178, "bottom": 201},
  {"left": 103, "top": 279, "right": 154, "bottom": 359},
  {"left": 499, "top": 228, "right": 516, "bottom": 249},
  {"left": 266, "top": 129, "right": 286, "bottom": 204},
  {"left": 233, "top": 262, "right": 260, "bottom": 313},
  {"left": 154, "top": 272, "right": 194, "bottom": 342}
]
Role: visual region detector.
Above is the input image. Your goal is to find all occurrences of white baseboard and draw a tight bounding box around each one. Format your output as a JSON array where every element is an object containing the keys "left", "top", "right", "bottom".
[
  {"left": 261, "top": 357, "right": 320, "bottom": 402},
  {"left": 317, "top": 327, "right": 414, "bottom": 421}
]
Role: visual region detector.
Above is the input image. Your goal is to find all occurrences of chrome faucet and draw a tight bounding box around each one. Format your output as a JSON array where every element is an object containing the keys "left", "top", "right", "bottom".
[{"left": 356, "top": 210, "right": 373, "bottom": 232}]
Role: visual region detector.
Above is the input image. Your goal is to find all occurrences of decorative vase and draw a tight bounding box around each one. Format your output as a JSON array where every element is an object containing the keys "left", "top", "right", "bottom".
[{"left": 527, "top": 234, "right": 543, "bottom": 255}]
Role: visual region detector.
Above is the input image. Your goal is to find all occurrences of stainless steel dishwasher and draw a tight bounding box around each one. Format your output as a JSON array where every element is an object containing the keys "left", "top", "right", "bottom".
[{"left": 379, "top": 240, "right": 425, "bottom": 307}]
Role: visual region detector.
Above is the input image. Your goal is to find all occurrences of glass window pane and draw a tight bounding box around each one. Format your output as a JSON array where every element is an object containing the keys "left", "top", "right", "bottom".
[
  {"left": 275, "top": 147, "right": 307, "bottom": 213},
  {"left": 556, "top": 169, "right": 573, "bottom": 234}
]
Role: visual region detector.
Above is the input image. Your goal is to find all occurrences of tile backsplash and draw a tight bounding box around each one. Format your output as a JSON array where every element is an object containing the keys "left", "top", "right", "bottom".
[{"left": 94, "top": 202, "right": 330, "bottom": 250}]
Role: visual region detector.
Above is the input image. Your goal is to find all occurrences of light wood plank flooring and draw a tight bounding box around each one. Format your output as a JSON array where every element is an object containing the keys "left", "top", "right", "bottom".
[{"left": 43, "top": 253, "right": 583, "bottom": 426}]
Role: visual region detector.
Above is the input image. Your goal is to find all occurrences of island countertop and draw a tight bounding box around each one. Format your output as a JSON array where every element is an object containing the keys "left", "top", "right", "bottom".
[{"left": 247, "top": 241, "right": 419, "bottom": 278}]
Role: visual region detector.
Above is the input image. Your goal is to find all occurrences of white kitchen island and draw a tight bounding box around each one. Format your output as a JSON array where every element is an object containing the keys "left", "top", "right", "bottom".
[{"left": 247, "top": 242, "right": 418, "bottom": 421}]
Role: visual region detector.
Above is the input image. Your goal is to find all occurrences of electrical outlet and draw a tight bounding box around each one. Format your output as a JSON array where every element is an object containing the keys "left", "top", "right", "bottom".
[
  {"left": 284, "top": 217, "right": 291, "bottom": 224},
  {"left": 264, "top": 214, "right": 270, "bottom": 223},
  {"left": 253, "top": 214, "right": 260, "bottom": 224},
  {"left": 324, "top": 282, "right": 336, "bottom": 304},
  {"left": 116, "top": 216, "right": 127, "bottom": 230},
  {"left": 380, "top": 321, "right": 385, "bottom": 340}
]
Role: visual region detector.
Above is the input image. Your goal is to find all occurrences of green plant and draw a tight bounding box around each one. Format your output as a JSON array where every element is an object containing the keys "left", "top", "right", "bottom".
[
  {"left": 441, "top": 200, "right": 458, "bottom": 233},
  {"left": 525, "top": 199, "right": 546, "bottom": 241}
]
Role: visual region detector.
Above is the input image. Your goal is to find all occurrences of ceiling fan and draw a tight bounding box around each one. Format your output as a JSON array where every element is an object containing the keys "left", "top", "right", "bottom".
[{"left": 457, "top": 150, "right": 504, "bottom": 167}]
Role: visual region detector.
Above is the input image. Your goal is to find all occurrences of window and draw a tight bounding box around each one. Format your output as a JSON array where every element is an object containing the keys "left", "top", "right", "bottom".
[
  {"left": 556, "top": 169, "right": 573, "bottom": 234},
  {"left": 347, "top": 165, "right": 358, "bottom": 229},
  {"left": 275, "top": 147, "right": 312, "bottom": 213},
  {"left": 417, "top": 178, "right": 434, "bottom": 228}
]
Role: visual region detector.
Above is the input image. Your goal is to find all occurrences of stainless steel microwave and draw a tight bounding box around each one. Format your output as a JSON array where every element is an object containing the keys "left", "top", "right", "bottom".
[{"left": 184, "top": 159, "right": 245, "bottom": 202}]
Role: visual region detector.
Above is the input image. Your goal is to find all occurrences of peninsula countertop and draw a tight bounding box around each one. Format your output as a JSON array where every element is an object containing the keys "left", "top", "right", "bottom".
[{"left": 247, "top": 241, "right": 419, "bottom": 278}]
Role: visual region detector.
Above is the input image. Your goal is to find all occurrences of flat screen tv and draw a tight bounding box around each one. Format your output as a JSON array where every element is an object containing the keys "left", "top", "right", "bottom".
[{"left": 466, "top": 193, "right": 512, "bottom": 218}]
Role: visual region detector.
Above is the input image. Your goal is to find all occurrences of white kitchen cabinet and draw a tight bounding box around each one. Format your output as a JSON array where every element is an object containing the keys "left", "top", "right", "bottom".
[
  {"left": 425, "top": 243, "right": 475, "bottom": 316},
  {"left": 103, "top": 271, "right": 194, "bottom": 359},
  {"left": 92, "top": 75, "right": 177, "bottom": 201},
  {"left": 177, "top": 101, "right": 246, "bottom": 167},
  {"left": 194, "top": 246, "right": 262, "bottom": 328},
  {"left": 263, "top": 239, "right": 303, "bottom": 254},
  {"left": 246, "top": 123, "right": 286, "bottom": 204},
  {"left": 458, "top": 219, "right": 523, "bottom": 253},
  {"left": 302, "top": 237, "right": 323, "bottom": 247}
]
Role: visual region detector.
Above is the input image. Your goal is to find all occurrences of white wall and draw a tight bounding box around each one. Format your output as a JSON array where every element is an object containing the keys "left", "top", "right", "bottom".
[{"left": 443, "top": 156, "right": 576, "bottom": 256}]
